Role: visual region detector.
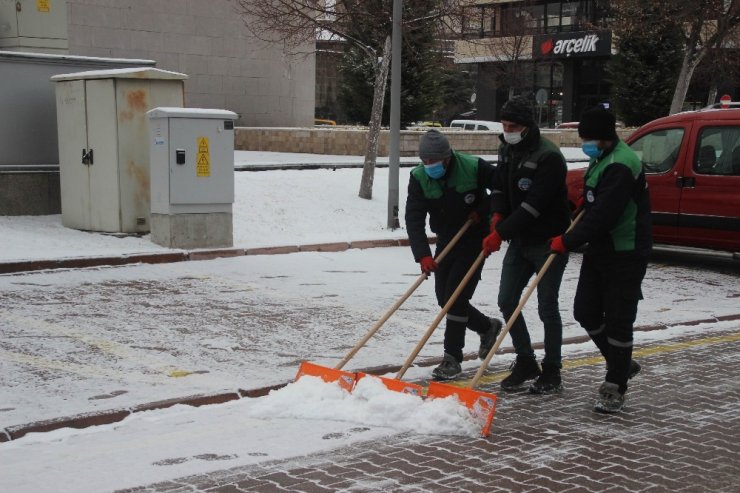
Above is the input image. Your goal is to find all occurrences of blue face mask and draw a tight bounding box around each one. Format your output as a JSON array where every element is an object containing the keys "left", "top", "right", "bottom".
[
  {"left": 424, "top": 161, "right": 446, "bottom": 179},
  {"left": 581, "top": 140, "right": 602, "bottom": 159}
]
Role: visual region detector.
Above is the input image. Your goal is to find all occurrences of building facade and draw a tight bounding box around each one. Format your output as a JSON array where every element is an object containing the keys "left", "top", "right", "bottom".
[
  {"left": 455, "top": 0, "right": 613, "bottom": 127},
  {"left": 0, "top": 0, "right": 315, "bottom": 127}
]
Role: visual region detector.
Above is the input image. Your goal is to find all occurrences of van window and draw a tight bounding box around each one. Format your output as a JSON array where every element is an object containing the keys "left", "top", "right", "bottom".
[
  {"left": 695, "top": 126, "right": 740, "bottom": 175},
  {"left": 629, "top": 128, "right": 684, "bottom": 174},
  {"left": 464, "top": 123, "right": 475, "bottom": 130}
]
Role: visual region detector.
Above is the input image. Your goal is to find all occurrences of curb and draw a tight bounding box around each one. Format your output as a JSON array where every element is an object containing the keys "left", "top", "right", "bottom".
[
  {"left": 3, "top": 313, "right": 738, "bottom": 443},
  {"left": 0, "top": 238, "right": 416, "bottom": 275}
]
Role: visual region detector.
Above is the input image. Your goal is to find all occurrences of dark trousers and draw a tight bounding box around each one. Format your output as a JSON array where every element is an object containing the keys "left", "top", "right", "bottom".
[
  {"left": 434, "top": 243, "right": 489, "bottom": 362},
  {"left": 497, "top": 239, "right": 568, "bottom": 366},
  {"left": 573, "top": 253, "right": 648, "bottom": 392}
]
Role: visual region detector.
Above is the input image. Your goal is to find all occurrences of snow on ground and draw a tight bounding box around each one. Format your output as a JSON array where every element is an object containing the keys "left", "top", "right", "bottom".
[{"left": 1, "top": 150, "right": 738, "bottom": 492}]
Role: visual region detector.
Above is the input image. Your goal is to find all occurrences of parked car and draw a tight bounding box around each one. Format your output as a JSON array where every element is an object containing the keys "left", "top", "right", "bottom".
[
  {"left": 449, "top": 120, "right": 504, "bottom": 132},
  {"left": 556, "top": 121, "right": 579, "bottom": 129},
  {"left": 566, "top": 108, "right": 740, "bottom": 253}
]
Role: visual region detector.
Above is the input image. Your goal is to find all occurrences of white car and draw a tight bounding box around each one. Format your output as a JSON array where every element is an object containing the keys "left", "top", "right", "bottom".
[{"left": 449, "top": 120, "right": 503, "bottom": 132}]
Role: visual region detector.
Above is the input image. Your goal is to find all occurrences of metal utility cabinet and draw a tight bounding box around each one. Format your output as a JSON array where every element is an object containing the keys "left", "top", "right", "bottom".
[
  {"left": 147, "top": 107, "right": 238, "bottom": 249},
  {"left": 52, "top": 67, "right": 187, "bottom": 233},
  {"left": 0, "top": 0, "right": 68, "bottom": 53}
]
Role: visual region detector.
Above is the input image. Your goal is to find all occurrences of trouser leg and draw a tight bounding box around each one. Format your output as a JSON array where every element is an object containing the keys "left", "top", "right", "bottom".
[
  {"left": 575, "top": 254, "right": 647, "bottom": 393},
  {"left": 602, "top": 256, "right": 647, "bottom": 392},
  {"left": 435, "top": 249, "right": 483, "bottom": 362},
  {"left": 531, "top": 244, "right": 568, "bottom": 367},
  {"left": 497, "top": 241, "right": 536, "bottom": 359},
  {"left": 574, "top": 255, "right": 608, "bottom": 357}
]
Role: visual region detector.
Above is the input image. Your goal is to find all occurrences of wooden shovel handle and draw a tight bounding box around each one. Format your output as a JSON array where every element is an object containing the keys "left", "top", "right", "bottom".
[
  {"left": 469, "top": 210, "right": 585, "bottom": 389},
  {"left": 334, "top": 219, "right": 474, "bottom": 370},
  {"left": 395, "top": 249, "right": 486, "bottom": 380}
]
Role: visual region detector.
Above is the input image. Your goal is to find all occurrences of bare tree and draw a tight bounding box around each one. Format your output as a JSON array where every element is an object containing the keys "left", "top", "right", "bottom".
[
  {"left": 233, "top": 0, "right": 456, "bottom": 200},
  {"left": 612, "top": 0, "right": 740, "bottom": 114}
]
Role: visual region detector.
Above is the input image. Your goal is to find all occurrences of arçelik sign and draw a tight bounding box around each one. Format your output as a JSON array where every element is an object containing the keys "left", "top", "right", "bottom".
[{"left": 533, "top": 31, "right": 611, "bottom": 58}]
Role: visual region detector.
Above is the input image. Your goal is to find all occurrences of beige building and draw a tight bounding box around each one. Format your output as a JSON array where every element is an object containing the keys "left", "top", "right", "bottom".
[
  {"left": 1, "top": 0, "right": 315, "bottom": 126},
  {"left": 0, "top": 0, "right": 314, "bottom": 215}
]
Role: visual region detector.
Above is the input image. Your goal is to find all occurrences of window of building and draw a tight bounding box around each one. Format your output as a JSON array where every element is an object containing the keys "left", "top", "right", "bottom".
[
  {"left": 546, "top": 2, "right": 561, "bottom": 33},
  {"left": 463, "top": 5, "right": 496, "bottom": 38},
  {"left": 561, "top": 2, "right": 583, "bottom": 32}
]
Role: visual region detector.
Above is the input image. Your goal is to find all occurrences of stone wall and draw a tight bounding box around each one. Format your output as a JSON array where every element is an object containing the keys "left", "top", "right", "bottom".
[{"left": 235, "top": 127, "right": 635, "bottom": 156}]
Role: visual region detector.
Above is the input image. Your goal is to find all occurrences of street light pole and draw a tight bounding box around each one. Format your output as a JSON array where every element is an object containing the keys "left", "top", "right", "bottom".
[{"left": 387, "top": 0, "right": 402, "bottom": 229}]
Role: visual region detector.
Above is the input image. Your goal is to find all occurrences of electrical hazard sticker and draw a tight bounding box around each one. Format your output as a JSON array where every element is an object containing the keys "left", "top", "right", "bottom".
[
  {"left": 196, "top": 137, "right": 210, "bottom": 177},
  {"left": 37, "top": 0, "right": 50, "bottom": 12}
]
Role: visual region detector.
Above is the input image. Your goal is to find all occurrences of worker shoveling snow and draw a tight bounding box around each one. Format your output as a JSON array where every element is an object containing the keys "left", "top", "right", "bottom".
[{"left": 248, "top": 374, "right": 481, "bottom": 437}]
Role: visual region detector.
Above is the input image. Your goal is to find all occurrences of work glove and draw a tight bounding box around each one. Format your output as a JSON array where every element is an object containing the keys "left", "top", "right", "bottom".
[
  {"left": 482, "top": 230, "right": 502, "bottom": 256},
  {"left": 549, "top": 235, "right": 567, "bottom": 255},
  {"left": 489, "top": 213, "right": 503, "bottom": 232},
  {"left": 419, "top": 255, "right": 437, "bottom": 274},
  {"left": 467, "top": 210, "right": 481, "bottom": 224}
]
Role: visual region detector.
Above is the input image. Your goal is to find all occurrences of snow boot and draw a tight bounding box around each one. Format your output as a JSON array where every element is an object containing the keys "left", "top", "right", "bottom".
[
  {"left": 628, "top": 360, "right": 641, "bottom": 379},
  {"left": 432, "top": 353, "right": 462, "bottom": 381},
  {"left": 529, "top": 363, "right": 563, "bottom": 394},
  {"left": 500, "top": 355, "right": 541, "bottom": 391},
  {"left": 593, "top": 381, "right": 625, "bottom": 413},
  {"left": 478, "top": 317, "right": 503, "bottom": 360},
  {"left": 606, "top": 359, "right": 641, "bottom": 379}
]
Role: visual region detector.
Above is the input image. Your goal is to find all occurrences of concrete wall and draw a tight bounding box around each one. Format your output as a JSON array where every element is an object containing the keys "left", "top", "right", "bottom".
[
  {"left": 235, "top": 127, "right": 635, "bottom": 156},
  {"left": 0, "top": 51, "right": 156, "bottom": 215},
  {"left": 65, "top": 0, "right": 315, "bottom": 128}
]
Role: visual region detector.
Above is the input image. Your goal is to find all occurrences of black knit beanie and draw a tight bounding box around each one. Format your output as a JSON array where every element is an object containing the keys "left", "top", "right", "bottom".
[
  {"left": 419, "top": 129, "right": 452, "bottom": 161},
  {"left": 500, "top": 96, "right": 535, "bottom": 127},
  {"left": 578, "top": 107, "right": 618, "bottom": 141}
]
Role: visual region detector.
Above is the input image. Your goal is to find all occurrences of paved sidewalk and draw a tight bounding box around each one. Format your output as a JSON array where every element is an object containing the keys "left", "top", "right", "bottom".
[{"left": 123, "top": 331, "right": 740, "bottom": 493}]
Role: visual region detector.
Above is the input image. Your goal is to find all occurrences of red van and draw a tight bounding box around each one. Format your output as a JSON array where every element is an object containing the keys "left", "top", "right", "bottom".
[{"left": 566, "top": 108, "right": 740, "bottom": 253}]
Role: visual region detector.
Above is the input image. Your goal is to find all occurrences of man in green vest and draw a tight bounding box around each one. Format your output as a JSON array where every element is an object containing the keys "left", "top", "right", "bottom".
[
  {"left": 483, "top": 96, "right": 571, "bottom": 394},
  {"left": 549, "top": 106, "right": 652, "bottom": 413},
  {"left": 405, "top": 129, "right": 502, "bottom": 381}
]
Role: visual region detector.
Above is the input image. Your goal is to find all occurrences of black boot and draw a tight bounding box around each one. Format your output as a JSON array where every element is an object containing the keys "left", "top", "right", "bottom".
[
  {"left": 529, "top": 363, "right": 563, "bottom": 394},
  {"left": 500, "top": 356, "right": 541, "bottom": 391}
]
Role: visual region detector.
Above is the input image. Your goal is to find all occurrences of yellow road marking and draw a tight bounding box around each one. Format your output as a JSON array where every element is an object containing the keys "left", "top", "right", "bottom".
[
  {"left": 0, "top": 310, "right": 193, "bottom": 378},
  {"left": 443, "top": 331, "right": 740, "bottom": 389}
]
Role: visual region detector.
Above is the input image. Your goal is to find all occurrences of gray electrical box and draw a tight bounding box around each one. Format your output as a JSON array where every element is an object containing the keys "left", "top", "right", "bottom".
[
  {"left": 147, "top": 107, "right": 238, "bottom": 249},
  {"left": 0, "top": 0, "right": 68, "bottom": 53},
  {"left": 52, "top": 67, "right": 187, "bottom": 233}
]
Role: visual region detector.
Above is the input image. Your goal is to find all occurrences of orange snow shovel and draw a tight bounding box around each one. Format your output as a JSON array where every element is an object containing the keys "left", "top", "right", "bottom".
[
  {"left": 427, "top": 211, "right": 585, "bottom": 437},
  {"left": 295, "top": 219, "right": 474, "bottom": 393},
  {"left": 370, "top": 248, "right": 487, "bottom": 395}
]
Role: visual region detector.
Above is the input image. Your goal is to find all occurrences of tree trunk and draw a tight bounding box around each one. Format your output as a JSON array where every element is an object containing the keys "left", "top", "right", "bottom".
[
  {"left": 358, "top": 35, "right": 392, "bottom": 200},
  {"left": 669, "top": 49, "right": 703, "bottom": 115},
  {"left": 706, "top": 83, "right": 718, "bottom": 107}
]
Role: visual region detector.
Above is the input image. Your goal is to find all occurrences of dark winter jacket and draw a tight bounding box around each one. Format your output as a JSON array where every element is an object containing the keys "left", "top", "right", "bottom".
[
  {"left": 563, "top": 140, "right": 652, "bottom": 257},
  {"left": 491, "top": 126, "right": 570, "bottom": 243},
  {"left": 405, "top": 150, "right": 496, "bottom": 261}
]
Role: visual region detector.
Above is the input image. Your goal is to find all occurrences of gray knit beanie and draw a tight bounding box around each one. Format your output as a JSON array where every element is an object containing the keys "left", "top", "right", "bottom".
[
  {"left": 500, "top": 96, "right": 535, "bottom": 127},
  {"left": 419, "top": 129, "right": 452, "bottom": 161}
]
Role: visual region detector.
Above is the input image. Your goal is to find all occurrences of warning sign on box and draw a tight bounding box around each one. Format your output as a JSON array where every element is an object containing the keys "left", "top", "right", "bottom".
[{"left": 196, "top": 137, "right": 210, "bottom": 177}]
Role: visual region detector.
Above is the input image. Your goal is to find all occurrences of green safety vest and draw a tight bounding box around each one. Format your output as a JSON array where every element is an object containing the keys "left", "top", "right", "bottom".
[
  {"left": 411, "top": 150, "right": 480, "bottom": 199},
  {"left": 584, "top": 140, "right": 643, "bottom": 251}
]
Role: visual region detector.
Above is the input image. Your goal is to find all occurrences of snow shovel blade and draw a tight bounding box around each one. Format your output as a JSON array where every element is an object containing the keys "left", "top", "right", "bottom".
[
  {"left": 426, "top": 381, "right": 498, "bottom": 437},
  {"left": 355, "top": 372, "right": 424, "bottom": 396},
  {"left": 295, "top": 361, "right": 356, "bottom": 392}
]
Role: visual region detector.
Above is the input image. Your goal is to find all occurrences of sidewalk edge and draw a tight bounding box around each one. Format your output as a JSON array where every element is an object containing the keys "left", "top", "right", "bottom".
[{"left": 3, "top": 313, "right": 738, "bottom": 443}]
